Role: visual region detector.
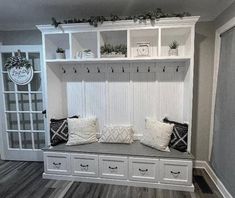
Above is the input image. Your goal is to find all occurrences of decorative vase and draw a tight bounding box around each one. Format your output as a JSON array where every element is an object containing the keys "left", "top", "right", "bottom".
[
  {"left": 168, "top": 48, "right": 178, "bottom": 56},
  {"left": 56, "top": 52, "right": 65, "bottom": 59}
]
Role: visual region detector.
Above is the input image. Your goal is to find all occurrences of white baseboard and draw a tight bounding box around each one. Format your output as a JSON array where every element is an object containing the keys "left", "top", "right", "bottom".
[{"left": 194, "top": 160, "right": 233, "bottom": 198}]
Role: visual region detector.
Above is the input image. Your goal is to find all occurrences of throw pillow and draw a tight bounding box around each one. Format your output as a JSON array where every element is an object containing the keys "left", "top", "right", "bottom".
[
  {"left": 66, "top": 117, "right": 98, "bottom": 145},
  {"left": 99, "top": 125, "right": 134, "bottom": 144},
  {"left": 140, "top": 117, "right": 174, "bottom": 152},
  {"left": 163, "top": 117, "right": 188, "bottom": 152},
  {"left": 50, "top": 115, "right": 78, "bottom": 146}
]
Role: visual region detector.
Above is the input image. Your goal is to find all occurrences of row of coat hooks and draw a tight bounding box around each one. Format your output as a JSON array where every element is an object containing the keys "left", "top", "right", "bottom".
[{"left": 62, "top": 65, "right": 183, "bottom": 74}]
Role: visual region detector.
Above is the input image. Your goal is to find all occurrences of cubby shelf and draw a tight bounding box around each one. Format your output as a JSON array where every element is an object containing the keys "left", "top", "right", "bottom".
[{"left": 40, "top": 18, "right": 198, "bottom": 63}]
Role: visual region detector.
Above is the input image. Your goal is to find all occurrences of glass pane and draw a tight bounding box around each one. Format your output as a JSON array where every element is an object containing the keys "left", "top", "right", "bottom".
[
  {"left": 6, "top": 113, "right": 18, "bottom": 130},
  {"left": 28, "top": 53, "right": 40, "bottom": 71},
  {"left": 31, "top": 93, "right": 43, "bottom": 111},
  {"left": 1, "top": 53, "right": 12, "bottom": 71},
  {"left": 34, "top": 132, "right": 45, "bottom": 149},
  {"left": 5, "top": 93, "right": 16, "bottom": 111},
  {"left": 21, "top": 132, "right": 32, "bottom": 149},
  {"left": 30, "top": 73, "right": 41, "bottom": 91},
  {"left": 19, "top": 113, "right": 31, "bottom": 130},
  {"left": 17, "top": 84, "right": 28, "bottom": 92},
  {"left": 18, "top": 93, "right": 30, "bottom": 111},
  {"left": 3, "top": 73, "right": 15, "bottom": 91},
  {"left": 8, "top": 132, "right": 19, "bottom": 148},
  {"left": 32, "top": 113, "right": 44, "bottom": 130}
]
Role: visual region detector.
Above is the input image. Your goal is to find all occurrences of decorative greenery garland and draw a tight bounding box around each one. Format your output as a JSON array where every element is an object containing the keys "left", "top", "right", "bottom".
[
  {"left": 51, "top": 9, "right": 191, "bottom": 28},
  {"left": 5, "top": 53, "right": 31, "bottom": 70}
]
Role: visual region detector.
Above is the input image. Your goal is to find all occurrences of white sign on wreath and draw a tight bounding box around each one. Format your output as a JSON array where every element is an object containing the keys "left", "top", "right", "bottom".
[{"left": 4, "top": 50, "right": 33, "bottom": 85}]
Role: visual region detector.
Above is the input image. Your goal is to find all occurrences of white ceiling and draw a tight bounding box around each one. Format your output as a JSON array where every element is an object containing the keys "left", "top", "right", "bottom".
[{"left": 0, "top": 0, "right": 234, "bottom": 30}]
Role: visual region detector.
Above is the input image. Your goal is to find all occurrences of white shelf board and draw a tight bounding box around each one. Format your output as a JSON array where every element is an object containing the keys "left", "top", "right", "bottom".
[{"left": 46, "top": 56, "right": 191, "bottom": 64}]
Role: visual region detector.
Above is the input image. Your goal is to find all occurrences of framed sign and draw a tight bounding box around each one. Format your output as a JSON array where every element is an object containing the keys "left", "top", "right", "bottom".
[
  {"left": 4, "top": 50, "right": 34, "bottom": 85},
  {"left": 7, "top": 66, "right": 34, "bottom": 85}
]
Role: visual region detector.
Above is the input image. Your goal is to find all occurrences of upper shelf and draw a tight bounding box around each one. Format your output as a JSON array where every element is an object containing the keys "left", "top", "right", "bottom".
[{"left": 38, "top": 16, "right": 199, "bottom": 63}]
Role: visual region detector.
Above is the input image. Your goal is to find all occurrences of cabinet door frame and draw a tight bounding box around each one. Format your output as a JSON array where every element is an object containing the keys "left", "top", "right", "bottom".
[{"left": 0, "top": 45, "right": 47, "bottom": 161}]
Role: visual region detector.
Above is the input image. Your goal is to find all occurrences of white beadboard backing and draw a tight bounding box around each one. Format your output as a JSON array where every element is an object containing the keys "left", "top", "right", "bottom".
[{"left": 49, "top": 62, "right": 190, "bottom": 137}]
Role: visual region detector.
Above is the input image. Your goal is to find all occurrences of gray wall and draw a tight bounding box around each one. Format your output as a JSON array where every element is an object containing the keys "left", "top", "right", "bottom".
[
  {"left": 0, "top": 30, "right": 41, "bottom": 45},
  {"left": 192, "top": 22, "right": 215, "bottom": 161},
  {"left": 214, "top": 1, "right": 235, "bottom": 29}
]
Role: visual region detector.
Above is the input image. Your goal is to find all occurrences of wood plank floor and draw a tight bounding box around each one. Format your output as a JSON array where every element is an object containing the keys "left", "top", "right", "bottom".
[{"left": 0, "top": 160, "right": 223, "bottom": 198}]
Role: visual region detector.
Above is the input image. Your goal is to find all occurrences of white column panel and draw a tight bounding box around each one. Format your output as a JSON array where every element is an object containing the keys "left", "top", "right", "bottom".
[
  {"left": 108, "top": 67, "right": 130, "bottom": 125},
  {"left": 132, "top": 70, "right": 157, "bottom": 135},
  {"left": 67, "top": 82, "right": 83, "bottom": 117}
]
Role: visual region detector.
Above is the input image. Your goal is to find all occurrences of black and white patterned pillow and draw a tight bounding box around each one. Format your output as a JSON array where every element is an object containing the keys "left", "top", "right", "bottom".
[
  {"left": 50, "top": 116, "right": 78, "bottom": 146},
  {"left": 163, "top": 117, "right": 188, "bottom": 152}
]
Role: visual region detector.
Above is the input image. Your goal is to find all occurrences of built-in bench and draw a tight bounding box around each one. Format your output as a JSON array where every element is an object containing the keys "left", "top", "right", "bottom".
[{"left": 42, "top": 141, "right": 194, "bottom": 191}]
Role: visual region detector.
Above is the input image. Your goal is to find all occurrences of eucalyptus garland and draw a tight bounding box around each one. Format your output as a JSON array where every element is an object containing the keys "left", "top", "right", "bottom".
[
  {"left": 5, "top": 55, "right": 32, "bottom": 70},
  {"left": 51, "top": 9, "right": 191, "bottom": 28}
]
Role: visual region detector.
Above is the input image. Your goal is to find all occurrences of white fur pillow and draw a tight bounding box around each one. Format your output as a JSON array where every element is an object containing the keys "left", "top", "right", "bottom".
[
  {"left": 99, "top": 125, "right": 134, "bottom": 144},
  {"left": 140, "top": 117, "right": 174, "bottom": 152},
  {"left": 66, "top": 117, "right": 97, "bottom": 145}
]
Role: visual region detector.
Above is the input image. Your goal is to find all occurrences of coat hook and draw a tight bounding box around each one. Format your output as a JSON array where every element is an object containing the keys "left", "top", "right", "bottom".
[
  {"left": 87, "top": 67, "right": 90, "bottom": 73},
  {"left": 163, "top": 66, "right": 166, "bottom": 72},
  {"left": 122, "top": 66, "right": 124, "bottom": 73},
  {"left": 111, "top": 67, "right": 114, "bottom": 73},
  {"left": 73, "top": 67, "right": 77, "bottom": 73},
  {"left": 176, "top": 66, "right": 179, "bottom": 72},
  {"left": 148, "top": 66, "right": 150, "bottom": 72},
  {"left": 62, "top": 67, "right": 66, "bottom": 73},
  {"left": 137, "top": 66, "right": 139, "bottom": 73},
  {"left": 97, "top": 67, "right": 100, "bottom": 73}
]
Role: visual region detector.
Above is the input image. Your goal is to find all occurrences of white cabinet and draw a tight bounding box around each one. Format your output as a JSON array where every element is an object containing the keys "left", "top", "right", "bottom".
[
  {"left": 159, "top": 159, "right": 192, "bottom": 186},
  {"left": 71, "top": 154, "right": 98, "bottom": 177},
  {"left": 99, "top": 155, "right": 128, "bottom": 180},
  {"left": 129, "top": 157, "right": 159, "bottom": 182},
  {"left": 44, "top": 152, "right": 71, "bottom": 175}
]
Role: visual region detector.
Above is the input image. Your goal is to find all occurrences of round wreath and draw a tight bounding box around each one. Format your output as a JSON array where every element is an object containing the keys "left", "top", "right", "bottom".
[{"left": 4, "top": 51, "right": 32, "bottom": 70}]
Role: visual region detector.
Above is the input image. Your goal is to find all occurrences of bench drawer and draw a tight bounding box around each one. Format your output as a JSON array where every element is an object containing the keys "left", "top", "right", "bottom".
[
  {"left": 44, "top": 152, "right": 70, "bottom": 175},
  {"left": 71, "top": 154, "right": 98, "bottom": 177},
  {"left": 159, "top": 159, "right": 192, "bottom": 185},
  {"left": 99, "top": 155, "right": 128, "bottom": 180},
  {"left": 129, "top": 157, "right": 159, "bottom": 182}
]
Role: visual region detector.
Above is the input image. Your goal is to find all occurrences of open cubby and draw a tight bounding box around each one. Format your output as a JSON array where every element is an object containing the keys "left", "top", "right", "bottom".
[
  {"left": 130, "top": 29, "right": 159, "bottom": 58},
  {"left": 161, "top": 27, "right": 191, "bottom": 57},
  {"left": 100, "top": 31, "right": 127, "bottom": 58},
  {"left": 71, "top": 32, "right": 98, "bottom": 59},
  {"left": 45, "top": 33, "right": 70, "bottom": 60}
]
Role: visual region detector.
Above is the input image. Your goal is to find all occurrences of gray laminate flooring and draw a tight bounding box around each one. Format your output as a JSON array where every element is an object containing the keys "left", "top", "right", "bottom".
[{"left": 0, "top": 160, "right": 223, "bottom": 198}]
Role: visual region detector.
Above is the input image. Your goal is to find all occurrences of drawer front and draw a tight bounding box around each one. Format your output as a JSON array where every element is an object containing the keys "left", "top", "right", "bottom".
[
  {"left": 159, "top": 159, "right": 192, "bottom": 185},
  {"left": 99, "top": 155, "right": 128, "bottom": 180},
  {"left": 44, "top": 152, "right": 70, "bottom": 175},
  {"left": 71, "top": 154, "right": 98, "bottom": 177},
  {"left": 129, "top": 157, "right": 159, "bottom": 182}
]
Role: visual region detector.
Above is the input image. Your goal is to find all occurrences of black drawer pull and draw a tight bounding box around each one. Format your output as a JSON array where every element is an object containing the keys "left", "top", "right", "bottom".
[
  {"left": 139, "top": 168, "right": 148, "bottom": 172},
  {"left": 171, "top": 171, "right": 180, "bottom": 175},
  {"left": 109, "top": 166, "right": 118, "bottom": 170},
  {"left": 53, "top": 162, "right": 61, "bottom": 166},
  {"left": 80, "top": 164, "right": 89, "bottom": 168}
]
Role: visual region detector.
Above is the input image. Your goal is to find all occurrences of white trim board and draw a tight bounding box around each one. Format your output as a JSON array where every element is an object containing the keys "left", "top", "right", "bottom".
[
  {"left": 194, "top": 160, "right": 233, "bottom": 198},
  {"left": 209, "top": 17, "right": 235, "bottom": 160}
]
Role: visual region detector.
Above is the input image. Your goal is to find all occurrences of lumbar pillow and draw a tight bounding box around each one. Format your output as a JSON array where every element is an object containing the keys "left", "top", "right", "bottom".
[
  {"left": 163, "top": 117, "right": 188, "bottom": 152},
  {"left": 50, "top": 115, "right": 79, "bottom": 146},
  {"left": 66, "top": 117, "right": 98, "bottom": 145},
  {"left": 140, "top": 117, "right": 174, "bottom": 152},
  {"left": 99, "top": 125, "right": 134, "bottom": 144}
]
